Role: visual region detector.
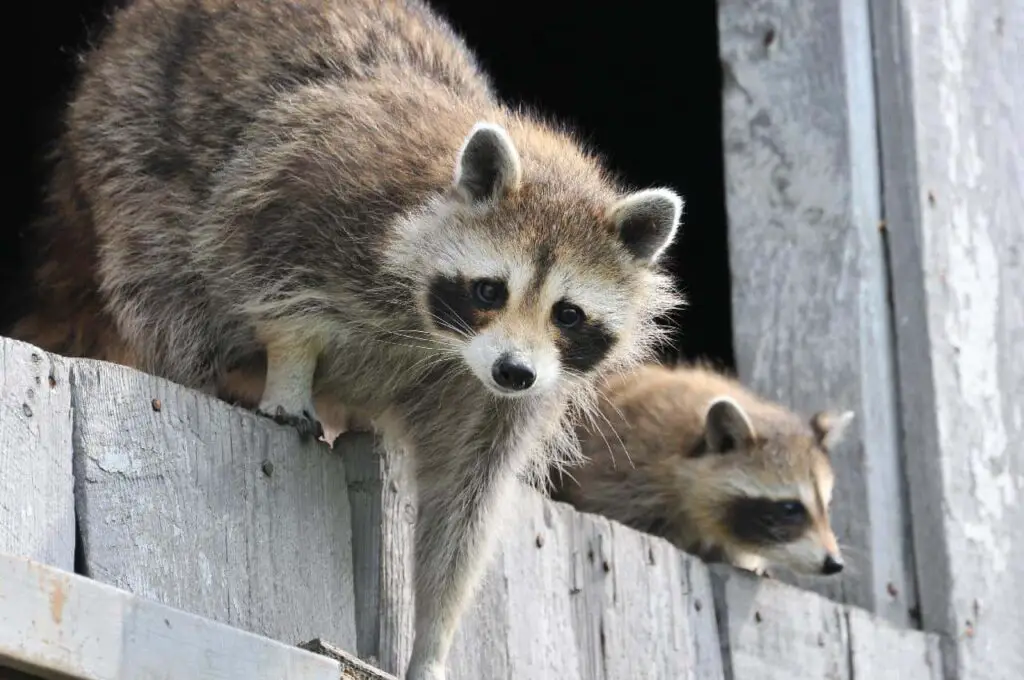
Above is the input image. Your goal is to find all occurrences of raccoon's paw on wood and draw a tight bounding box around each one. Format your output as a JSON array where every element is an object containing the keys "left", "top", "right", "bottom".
[{"left": 256, "top": 404, "right": 325, "bottom": 440}]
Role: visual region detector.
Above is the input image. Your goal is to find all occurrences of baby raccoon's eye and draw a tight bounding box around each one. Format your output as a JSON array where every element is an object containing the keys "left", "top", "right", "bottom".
[
  {"left": 775, "top": 500, "right": 807, "bottom": 523},
  {"left": 471, "top": 279, "right": 508, "bottom": 309},
  {"left": 552, "top": 300, "right": 585, "bottom": 329}
]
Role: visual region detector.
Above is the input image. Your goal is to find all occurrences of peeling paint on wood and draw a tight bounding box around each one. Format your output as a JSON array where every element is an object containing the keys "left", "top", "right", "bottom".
[
  {"left": 0, "top": 338, "right": 74, "bottom": 571},
  {"left": 871, "top": 0, "right": 1024, "bottom": 677}
]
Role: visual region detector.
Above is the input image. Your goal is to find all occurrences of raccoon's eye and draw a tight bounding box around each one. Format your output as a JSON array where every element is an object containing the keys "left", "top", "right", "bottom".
[
  {"left": 471, "top": 279, "right": 507, "bottom": 309},
  {"left": 552, "top": 301, "right": 584, "bottom": 329},
  {"left": 775, "top": 501, "right": 807, "bottom": 522}
]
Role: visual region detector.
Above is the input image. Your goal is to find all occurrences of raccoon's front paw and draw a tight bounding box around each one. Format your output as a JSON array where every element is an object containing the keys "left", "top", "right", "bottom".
[
  {"left": 256, "top": 403, "right": 325, "bottom": 440},
  {"left": 729, "top": 551, "right": 769, "bottom": 577}
]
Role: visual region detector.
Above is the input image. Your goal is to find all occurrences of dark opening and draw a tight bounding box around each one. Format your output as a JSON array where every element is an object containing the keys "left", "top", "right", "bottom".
[{"left": 5, "top": 0, "right": 734, "bottom": 371}]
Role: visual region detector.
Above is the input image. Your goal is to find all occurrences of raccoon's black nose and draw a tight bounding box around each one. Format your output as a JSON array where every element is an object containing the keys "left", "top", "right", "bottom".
[
  {"left": 492, "top": 356, "right": 536, "bottom": 391},
  {"left": 822, "top": 555, "right": 844, "bottom": 575}
]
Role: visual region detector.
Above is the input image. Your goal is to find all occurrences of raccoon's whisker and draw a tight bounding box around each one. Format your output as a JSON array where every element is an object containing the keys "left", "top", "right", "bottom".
[
  {"left": 427, "top": 296, "right": 475, "bottom": 338},
  {"left": 370, "top": 338, "right": 445, "bottom": 353},
  {"left": 407, "top": 354, "right": 459, "bottom": 380},
  {"left": 589, "top": 400, "right": 631, "bottom": 470}
]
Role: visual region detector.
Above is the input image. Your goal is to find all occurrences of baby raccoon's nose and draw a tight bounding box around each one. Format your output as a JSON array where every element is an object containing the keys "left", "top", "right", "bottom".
[
  {"left": 821, "top": 554, "right": 844, "bottom": 575},
  {"left": 492, "top": 354, "right": 536, "bottom": 391}
]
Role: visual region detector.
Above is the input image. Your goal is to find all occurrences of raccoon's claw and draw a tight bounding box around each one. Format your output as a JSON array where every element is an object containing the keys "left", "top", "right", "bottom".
[{"left": 256, "top": 405, "right": 325, "bottom": 440}]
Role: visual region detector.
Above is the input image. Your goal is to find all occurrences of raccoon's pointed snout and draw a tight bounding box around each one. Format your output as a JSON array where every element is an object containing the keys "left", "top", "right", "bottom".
[
  {"left": 821, "top": 554, "right": 844, "bottom": 575},
  {"left": 492, "top": 354, "right": 536, "bottom": 392}
]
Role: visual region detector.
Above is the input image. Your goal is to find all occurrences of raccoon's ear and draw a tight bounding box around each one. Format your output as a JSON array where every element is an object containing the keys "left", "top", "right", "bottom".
[
  {"left": 704, "top": 396, "right": 757, "bottom": 454},
  {"left": 811, "top": 410, "right": 855, "bottom": 451},
  {"left": 607, "top": 188, "right": 684, "bottom": 264},
  {"left": 453, "top": 122, "right": 523, "bottom": 203}
]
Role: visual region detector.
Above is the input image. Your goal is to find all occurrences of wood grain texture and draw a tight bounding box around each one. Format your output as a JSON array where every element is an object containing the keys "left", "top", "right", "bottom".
[
  {"left": 0, "top": 338, "right": 74, "bottom": 570},
  {"left": 712, "top": 566, "right": 851, "bottom": 680},
  {"left": 342, "top": 434, "right": 416, "bottom": 676},
  {"left": 847, "top": 607, "right": 943, "bottom": 680},
  {"left": 299, "top": 638, "right": 398, "bottom": 680},
  {"left": 718, "top": 0, "right": 916, "bottom": 624},
  {"left": 340, "top": 431, "right": 725, "bottom": 680},
  {"left": 70, "top": 358, "right": 357, "bottom": 651},
  {"left": 870, "top": 0, "right": 1024, "bottom": 677},
  {"left": 0, "top": 554, "right": 344, "bottom": 680},
  {"left": 450, "top": 491, "right": 725, "bottom": 680},
  {"left": 713, "top": 566, "right": 943, "bottom": 680}
]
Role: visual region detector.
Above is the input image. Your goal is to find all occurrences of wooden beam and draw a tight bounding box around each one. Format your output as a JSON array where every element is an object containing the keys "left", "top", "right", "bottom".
[
  {"left": 718, "top": 0, "right": 916, "bottom": 624},
  {"left": 870, "top": 0, "right": 1024, "bottom": 676},
  {"left": 0, "top": 338, "right": 74, "bottom": 570},
  {"left": 0, "top": 554, "right": 349, "bottom": 680},
  {"left": 70, "top": 358, "right": 358, "bottom": 651}
]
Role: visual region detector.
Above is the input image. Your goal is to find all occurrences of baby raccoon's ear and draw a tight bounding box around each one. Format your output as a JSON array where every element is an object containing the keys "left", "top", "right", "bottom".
[
  {"left": 704, "top": 396, "right": 757, "bottom": 454},
  {"left": 453, "top": 122, "right": 523, "bottom": 203},
  {"left": 811, "top": 410, "right": 855, "bottom": 451},
  {"left": 607, "top": 188, "right": 684, "bottom": 264}
]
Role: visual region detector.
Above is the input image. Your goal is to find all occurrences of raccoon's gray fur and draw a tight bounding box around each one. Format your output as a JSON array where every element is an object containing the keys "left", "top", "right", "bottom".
[{"left": 14, "top": 1, "right": 684, "bottom": 677}]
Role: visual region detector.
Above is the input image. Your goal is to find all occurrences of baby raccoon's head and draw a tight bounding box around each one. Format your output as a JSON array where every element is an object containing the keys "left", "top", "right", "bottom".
[
  {"left": 392, "top": 121, "right": 682, "bottom": 399},
  {"left": 691, "top": 397, "right": 854, "bottom": 577}
]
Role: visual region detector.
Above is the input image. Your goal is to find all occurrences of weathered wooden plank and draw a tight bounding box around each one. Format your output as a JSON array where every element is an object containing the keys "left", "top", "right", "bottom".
[
  {"left": 712, "top": 566, "right": 850, "bottom": 680},
  {"left": 718, "top": 0, "right": 916, "bottom": 624},
  {"left": 0, "top": 554, "right": 344, "bottom": 680},
  {"left": 870, "top": 0, "right": 1024, "bottom": 677},
  {"left": 451, "top": 491, "right": 724, "bottom": 680},
  {"left": 299, "top": 638, "right": 399, "bottom": 680},
  {"left": 345, "top": 434, "right": 724, "bottom": 680},
  {"left": 0, "top": 337, "right": 74, "bottom": 570},
  {"left": 70, "top": 358, "right": 357, "bottom": 651},
  {"left": 342, "top": 434, "right": 416, "bottom": 676},
  {"left": 569, "top": 509, "right": 724, "bottom": 680},
  {"left": 847, "top": 607, "right": 943, "bottom": 680}
]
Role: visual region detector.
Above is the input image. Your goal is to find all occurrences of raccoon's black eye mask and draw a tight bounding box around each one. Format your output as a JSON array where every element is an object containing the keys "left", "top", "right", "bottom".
[{"left": 726, "top": 497, "right": 811, "bottom": 546}]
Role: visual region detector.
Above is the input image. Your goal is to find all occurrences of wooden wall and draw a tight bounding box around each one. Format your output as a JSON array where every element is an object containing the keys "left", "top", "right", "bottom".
[
  {"left": 721, "top": 0, "right": 1024, "bottom": 677},
  {"left": 0, "top": 337, "right": 942, "bottom": 679}
]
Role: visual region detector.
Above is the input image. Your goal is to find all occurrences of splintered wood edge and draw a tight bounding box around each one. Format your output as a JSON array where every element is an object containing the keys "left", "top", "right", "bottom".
[
  {"left": 298, "top": 639, "right": 398, "bottom": 680},
  {"left": 0, "top": 553, "right": 341, "bottom": 680}
]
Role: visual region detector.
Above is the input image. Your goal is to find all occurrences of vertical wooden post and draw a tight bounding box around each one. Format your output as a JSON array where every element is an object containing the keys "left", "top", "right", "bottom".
[
  {"left": 870, "top": 0, "right": 1024, "bottom": 676},
  {"left": 718, "top": 0, "right": 917, "bottom": 625},
  {"left": 342, "top": 433, "right": 417, "bottom": 676}
]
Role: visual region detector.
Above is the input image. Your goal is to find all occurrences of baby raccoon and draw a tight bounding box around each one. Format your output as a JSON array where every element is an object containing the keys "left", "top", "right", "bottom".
[
  {"left": 550, "top": 363, "right": 853, "bottom": 577},
  {"left": 14, "top": 1, "right": 683, "bottom": 678}
]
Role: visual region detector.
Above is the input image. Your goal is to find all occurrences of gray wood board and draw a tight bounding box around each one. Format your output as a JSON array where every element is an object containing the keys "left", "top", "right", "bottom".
[
  {"left": 870, "top": 0, "right": 1024, "bottom": 677},
  {"left": 449, "top": 491, "right": 725, "bottom": 680},
  {"left": 340, "top": 432, "right": 725, "bottom": 680},
  {"left": 713, "top": 566, "right": 851, "bottom": 680},
  {"left": 70, "top": 358, "right": 357, "bottom": 651},
  {"left": 713, "top": 566, "right": 942, "bottom": 680},
  {"left": 0, "top": 553, "right": 344, "bottom": 680},
  {"left": 718, "top": 0, "right": 915, "bottom": 624},
  {"left": 343, "top": 433, "right": 416, "bottom": 676},
  {"left": 847, "top": 607, "right": 943, "bottom": 680},
  {"left": 0, "top": 338, "right": 74, "bottom": 571}
]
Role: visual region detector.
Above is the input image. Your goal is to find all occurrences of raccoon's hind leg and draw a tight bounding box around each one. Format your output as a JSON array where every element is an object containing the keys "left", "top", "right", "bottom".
[{"left": 254, "top": 329, "right": 325, "bottom": 440}]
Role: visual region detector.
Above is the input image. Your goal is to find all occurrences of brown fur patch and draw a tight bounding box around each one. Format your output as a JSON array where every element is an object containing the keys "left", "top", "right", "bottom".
[{"left": 552, "top": 362, "right": 845, "bottom": 573}]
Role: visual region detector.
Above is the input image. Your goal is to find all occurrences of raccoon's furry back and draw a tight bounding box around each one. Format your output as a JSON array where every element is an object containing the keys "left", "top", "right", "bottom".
[
  {"left": 17, "top": 0, "right": 678, "bottom": 408},
  {"left": 16, "top": 0, "right": 493, "bottom": 385}
]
